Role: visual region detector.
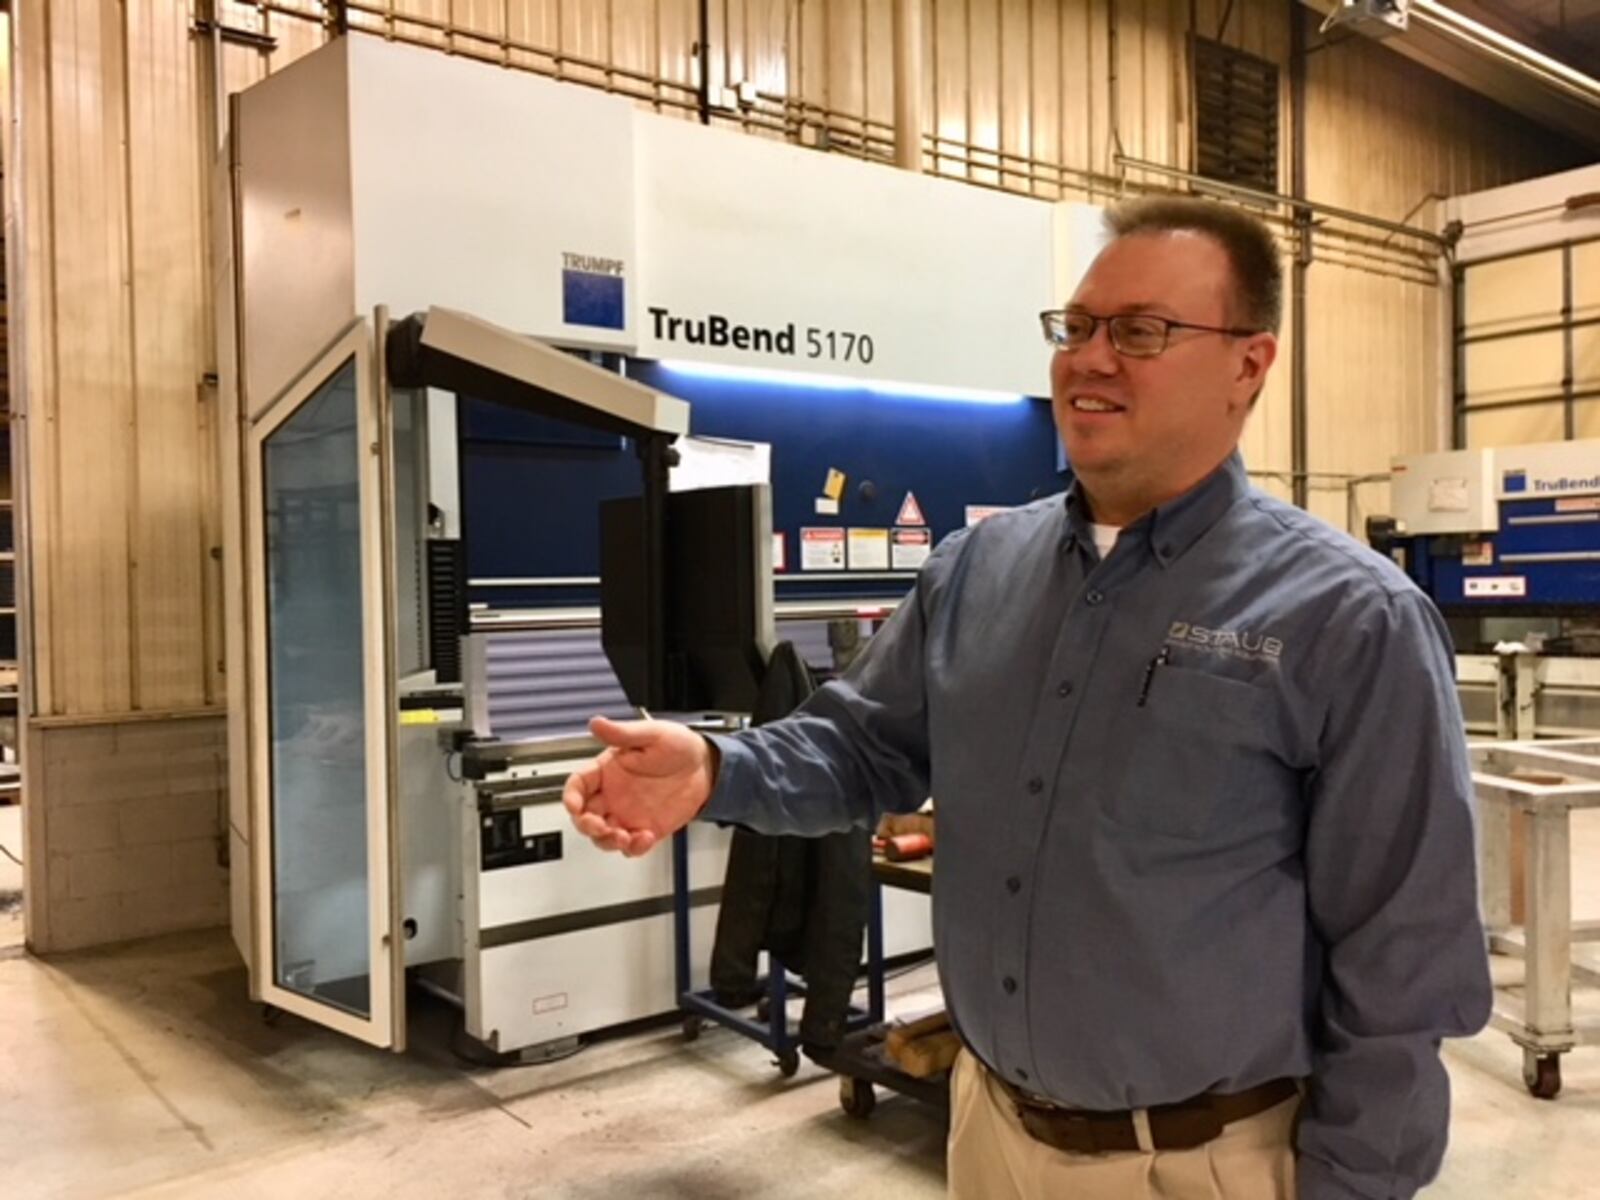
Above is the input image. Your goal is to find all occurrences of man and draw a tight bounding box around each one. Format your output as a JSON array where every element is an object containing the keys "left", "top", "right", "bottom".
[{"left": 564, "top": 197, "right": 1491, "bottom": 1199}]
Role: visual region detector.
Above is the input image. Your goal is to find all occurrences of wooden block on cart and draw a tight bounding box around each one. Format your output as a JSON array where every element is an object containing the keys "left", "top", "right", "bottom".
[
  {"left": 889, "top": 1029, "right": 962, "bottom": 1079},
  {"left": 885, "top": 1009, "right": 952, "bottom": 1057}
]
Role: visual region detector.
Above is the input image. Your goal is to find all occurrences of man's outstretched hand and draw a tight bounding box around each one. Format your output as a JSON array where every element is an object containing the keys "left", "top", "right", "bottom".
[{"left": 562, "top": 716, "right": 718, "bottom": 857}]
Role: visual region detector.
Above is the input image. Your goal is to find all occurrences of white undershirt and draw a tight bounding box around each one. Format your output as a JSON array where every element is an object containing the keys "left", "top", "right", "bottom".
[{"left": 1090, "top": 523, "right": 1121, "bottom": 560}]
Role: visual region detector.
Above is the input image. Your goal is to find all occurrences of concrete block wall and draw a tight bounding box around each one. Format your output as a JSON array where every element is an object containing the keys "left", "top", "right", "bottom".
[{"left": 27, "top": 716, "right": 228, "bottom": 952}]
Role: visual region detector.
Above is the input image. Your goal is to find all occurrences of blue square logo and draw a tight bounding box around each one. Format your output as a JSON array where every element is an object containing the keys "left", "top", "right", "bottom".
[
  {"left": 1502, "top": 469, "right": 1527, "bottom": 494},
  {"left": 562, "top": 270, "right": 625, "bottom": 330}
]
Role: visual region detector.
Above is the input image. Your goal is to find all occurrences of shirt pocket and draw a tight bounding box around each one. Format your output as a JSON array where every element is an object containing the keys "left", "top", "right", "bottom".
[{"left": 1103, "top": 665, "right": 1276, "bottom": 841}]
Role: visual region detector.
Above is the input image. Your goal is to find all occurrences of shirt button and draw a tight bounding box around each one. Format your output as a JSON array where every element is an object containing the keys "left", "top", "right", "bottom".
[
  {"left": 1002, "top": 975, "right": 1018, "bottom": 995},
  {"left": 1056, "top": 681, "right": 1073, "bottom": 698},
  {"left": 1006, "top": 876, "right": 1022, "bottom": 895},
  {"left": 1085, "top": 589, "right": 1105, "bottom": 606},
  {"left": 1027, "top": 777, "right": 1044, "bottom": 795},
  {"left": 1017, "top": 1068, "right": 1030, "bottom": 1082}
]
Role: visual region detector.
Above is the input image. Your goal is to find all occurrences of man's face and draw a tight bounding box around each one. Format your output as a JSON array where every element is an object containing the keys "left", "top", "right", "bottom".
[{"left": 1050, "top": 231, "right": 1276, "bottom": 507}]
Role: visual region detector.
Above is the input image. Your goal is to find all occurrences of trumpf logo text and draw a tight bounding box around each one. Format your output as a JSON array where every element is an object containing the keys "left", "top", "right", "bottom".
[{"left": 562, "top": 252, "right": 626, "bottom": 331}]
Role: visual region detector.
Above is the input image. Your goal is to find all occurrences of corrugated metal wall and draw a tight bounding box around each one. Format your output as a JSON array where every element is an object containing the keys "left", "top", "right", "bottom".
[
  {"left": 1299, "top": 16, "right": 1584, "bottom": 532},
  {"left": 6, "top": 0, "right": 1586, "bottom": 948}
]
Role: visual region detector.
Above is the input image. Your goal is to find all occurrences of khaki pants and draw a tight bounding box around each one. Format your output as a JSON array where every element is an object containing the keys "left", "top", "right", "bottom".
[{"left": 947, "top": 1050, "right": 1298, "bottom": 1200}]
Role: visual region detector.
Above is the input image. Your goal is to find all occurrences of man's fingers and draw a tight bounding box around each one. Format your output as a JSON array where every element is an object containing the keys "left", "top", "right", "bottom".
[
  {"left": 562, "top": 762, "right": 602, "bottom": 817},
  {"left": 590, "top": 715, "right": 660, "bottom": 752},
  {"left": 623, "top": 830, "right": 658, "bottom": 858},
  {"left": 574, "top": 811, "right": 616, "bottom": 841}
]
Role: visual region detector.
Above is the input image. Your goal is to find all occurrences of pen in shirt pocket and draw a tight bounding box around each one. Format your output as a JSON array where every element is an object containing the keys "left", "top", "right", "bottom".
[{"left": 1136, "top": 646, "right": 1171, "bottom": 707}]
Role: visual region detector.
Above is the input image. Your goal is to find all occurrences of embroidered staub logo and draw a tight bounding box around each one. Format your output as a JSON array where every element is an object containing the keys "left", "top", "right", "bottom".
[{"left": 1166, "top": 622, "right": 1284, "bottom": 663}]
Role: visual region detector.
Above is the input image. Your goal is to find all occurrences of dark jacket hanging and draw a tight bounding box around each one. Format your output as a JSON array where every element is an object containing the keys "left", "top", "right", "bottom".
[{"left": 708, "top": 640, "right": 873, "bottom": 1058}]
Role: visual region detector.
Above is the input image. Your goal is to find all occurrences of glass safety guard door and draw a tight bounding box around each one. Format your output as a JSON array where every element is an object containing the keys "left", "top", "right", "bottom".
[{"left": 244, "top": 320, "right": 403, "bottom": 1048}]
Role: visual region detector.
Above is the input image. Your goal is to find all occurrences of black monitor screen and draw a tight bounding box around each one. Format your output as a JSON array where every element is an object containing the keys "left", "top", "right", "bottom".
[{"left": 600, "top": 484, "right": 775, "bottom": 713}]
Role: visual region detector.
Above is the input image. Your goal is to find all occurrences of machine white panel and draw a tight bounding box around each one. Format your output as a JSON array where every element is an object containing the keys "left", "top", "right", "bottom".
[
  {"left": 346, "top": 38, "right": 636, "bottom": 351},
  {"left": 634, "top": 114, "right": 1058, "bottom": 397},
  {"left": 475, "top": 906, "right": 720, "bottom": 1051},
  {"left": 1493, "top": 440, "right": 1600, "bottom": 500},
  {"left": 1390, "top": 448, "right": 1498, "bottom": 535},
  {"left": 882, "top": 887, "right": 934, "bottom": 959},
  {"left": 234, "top": 42, "right": 356, "bottom": 417},
  {"left": 398, "top": 722, "right": 462, "bottom": 967},
  {"left": 479, "top": 799, "right": 731, "bottom": 929}
]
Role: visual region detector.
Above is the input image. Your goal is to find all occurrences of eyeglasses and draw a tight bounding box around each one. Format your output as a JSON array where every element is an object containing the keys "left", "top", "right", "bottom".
[{"left": 1039, "top": 309, "right": 1259, "bottom": 359}]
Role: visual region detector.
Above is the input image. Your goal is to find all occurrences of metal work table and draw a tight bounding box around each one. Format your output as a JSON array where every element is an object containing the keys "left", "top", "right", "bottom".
[{"left": 1473, "top": 738, "right": 1600, "bottom": 1099}]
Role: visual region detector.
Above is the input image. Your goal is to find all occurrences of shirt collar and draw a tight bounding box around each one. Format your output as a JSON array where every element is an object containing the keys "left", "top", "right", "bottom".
[{"left": 1058, "top": 451, "right": 1249, "bottom": 567}]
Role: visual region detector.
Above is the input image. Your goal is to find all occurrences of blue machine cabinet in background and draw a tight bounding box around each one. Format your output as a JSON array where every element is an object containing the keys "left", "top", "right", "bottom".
[{"left": 1382, "top": 441, "right": 1600, "bottom": 617}]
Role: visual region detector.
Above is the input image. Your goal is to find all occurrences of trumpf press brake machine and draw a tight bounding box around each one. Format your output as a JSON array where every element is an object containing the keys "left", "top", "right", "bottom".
[
  {"left": 223, "top": 300, "right": 771, "bottom": 1056},
  {"left": 1374, "top": 438, "right": 1600, "bottom": 738}
]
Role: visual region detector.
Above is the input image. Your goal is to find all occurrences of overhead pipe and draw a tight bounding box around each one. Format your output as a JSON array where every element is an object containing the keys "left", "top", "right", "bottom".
[{"left": 1290, "top": 2, "right": 1311, "bottom": 512}]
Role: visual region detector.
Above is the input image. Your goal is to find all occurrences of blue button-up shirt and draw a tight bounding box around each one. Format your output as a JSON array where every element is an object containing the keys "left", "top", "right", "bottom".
[{"left": 704, "top": 452, "right": 1491, "bottom": 1200}]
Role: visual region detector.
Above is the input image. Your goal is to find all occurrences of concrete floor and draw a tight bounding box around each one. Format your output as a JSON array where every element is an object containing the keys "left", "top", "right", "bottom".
[{"left": 3, "top": 815, "right": 1600, "bottom": 1199}]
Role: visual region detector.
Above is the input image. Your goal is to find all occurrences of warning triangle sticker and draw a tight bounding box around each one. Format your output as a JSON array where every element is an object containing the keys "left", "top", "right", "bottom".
[{"left": 896, "top": 491, "right": 927, "bottom": 527}]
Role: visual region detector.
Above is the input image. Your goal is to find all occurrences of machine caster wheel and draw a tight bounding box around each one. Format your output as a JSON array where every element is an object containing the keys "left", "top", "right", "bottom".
[
  {"left": 776, "top": 1049, "right": 801, "bottom": 1078},
  {"left": 839, "top": 1075, "right": 877, "bottom": 1119},
  {"left": 261, "top": 1003, "right": 281, "bottom": 1027},
  {"left": 682, "top": 1016, "right": 703, "bottom": 1043},
  {"left": 1523, "top": 1051, "right": 1562, "bottom": 1100}
]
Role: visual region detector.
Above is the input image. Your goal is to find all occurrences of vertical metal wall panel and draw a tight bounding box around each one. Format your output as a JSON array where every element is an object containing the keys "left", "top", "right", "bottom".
[
  {"left": 931, "top": 0, "right": 970, "bottom": 178},
  {"left": 864, "top": 0, "right": 894, "bottom": 135},
  {"left": 42, "top": 0, "right": 137, "bottom": 715},
  {"left": 746, "top": 0, "right": 791, "bottom": 100},
  {"left": 1028, "top": 0, "right": 1063, "bottom": 195},
  {"left": 127, "top": 0, "right": 211, "bottom": 712},
  {"left": 1576, "top": 241, "right": 1600, "bottom": 393},
  {"left": 566, "top": 0, "right": 616, "bottom": 89},
  {"left": 828, "top": 0, "right": 867, "bottom": 145},
  {"left": 967, "top": 0, "right": 1001, "bottom": 185},
  {"left": 16, "top": 1, "right": 58, "bottom": 717},
  {"left": 999, "top": 0, "right": 1032, "bottom": 191},
  {"left": 1305, "top": 263, "right": 1441, "bottom": 531}
]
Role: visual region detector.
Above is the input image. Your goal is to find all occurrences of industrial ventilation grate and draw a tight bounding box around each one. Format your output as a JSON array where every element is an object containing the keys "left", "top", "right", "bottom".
[
  {"left": 426, "top": 539, "right": 466, "bottom": 684},
  {"left": 1192, "top": 36, "right": 1280, "bottom": 194}
]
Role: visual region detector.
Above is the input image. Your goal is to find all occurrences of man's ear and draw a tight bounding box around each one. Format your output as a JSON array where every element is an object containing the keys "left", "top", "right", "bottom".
[{"left": 1235, "top": 332, "right": 1278, "bottom": 409}]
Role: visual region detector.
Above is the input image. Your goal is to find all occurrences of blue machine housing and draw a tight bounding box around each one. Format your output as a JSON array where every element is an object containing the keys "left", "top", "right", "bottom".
[
  {"left": 1407, "top": 496, "right": 1600, "bottom": 614},
  {"left": 460, "top": 360, "right": 1066, "bottom": 609},
  {"left": 1388, "top": 441, "right": 1600, "bottom": 616}
]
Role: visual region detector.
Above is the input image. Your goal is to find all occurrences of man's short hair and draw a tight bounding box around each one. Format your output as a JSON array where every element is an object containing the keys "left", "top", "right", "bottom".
[{"left": 1104, "top": 197, "right": 1283, "bottom": 336}]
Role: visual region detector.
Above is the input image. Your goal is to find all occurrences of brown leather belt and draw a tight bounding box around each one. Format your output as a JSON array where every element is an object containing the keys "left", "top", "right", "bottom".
[{"left": 995, "top": 1074, "right": 1299, "bottom": 1155}]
